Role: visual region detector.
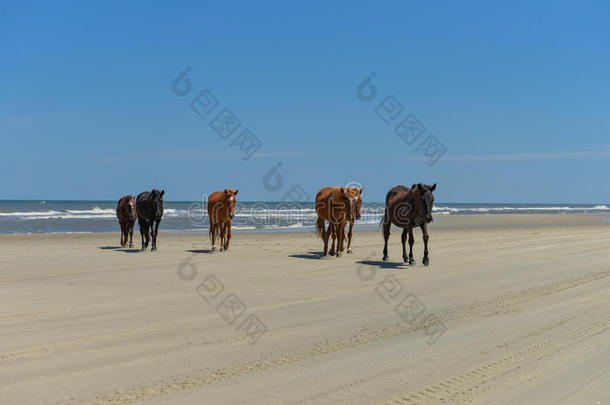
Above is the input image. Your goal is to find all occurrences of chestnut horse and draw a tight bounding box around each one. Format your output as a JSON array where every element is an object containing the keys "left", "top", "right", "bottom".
[
  {"left": 136, "top": 189, "right": 164, "bottom": 251},
  {"left": 208, "top": 189, "right": 239, "bottom": 251},
  {"left": 315, "top": 187, "right": 363, "bottom": 257},
  {"left": 116, "top": 195, "right": 136, "bottom": 248},
  {"left": 382, "top": 183, "right": 436, "bottom": 265}
]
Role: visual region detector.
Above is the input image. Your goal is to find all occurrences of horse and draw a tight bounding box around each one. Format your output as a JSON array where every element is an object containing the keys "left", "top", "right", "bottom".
[
  {"left": 382, "top": 183, "right": 436, "bottom": 265},
  {"left": 136, "top": 189, "right": 164, "bottom": 251},
  {"left": 207, "top": 189, "right": 239, "bottom": 251},
  {"left": 116, "top": 195, "right": 136, "bottom": 248},
  {"left": 315, "top": 187, "right": 363, "bottom": 257}
]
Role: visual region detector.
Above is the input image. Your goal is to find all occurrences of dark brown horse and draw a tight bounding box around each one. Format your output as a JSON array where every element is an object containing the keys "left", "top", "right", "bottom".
[
  {"left": 315, "top": 187, "right": 363, "bottom": 257},
  {"left": 116, "top": 195, "right": 136, "bottom": 248},
  {"left": 382, "top": 183, "right": 436, "bottom": 265},
  {"left": 208, "top": 189, "right": 238, "bottom": 251},
  {"left": 136, "top": 189, "right": 164, "bottom": 251}
]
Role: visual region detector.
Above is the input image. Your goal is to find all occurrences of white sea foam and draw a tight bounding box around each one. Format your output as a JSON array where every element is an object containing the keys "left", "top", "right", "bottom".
[
  {"left": 0, "top": 211, "right": 63, "bottom": 217},
  {"left": 65, "top": 207, "right": 115, "bottom": 214},
  {"left": 1, "top": 202, "right": 609, "bottom": 234},
  {"left": 433, "top": 205, "right": 610, "bottom": 213}
]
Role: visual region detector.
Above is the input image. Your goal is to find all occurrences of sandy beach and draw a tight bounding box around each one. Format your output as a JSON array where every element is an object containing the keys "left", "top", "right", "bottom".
[{"left": 1, "top": 214, "right": 609, "bottom": 404}]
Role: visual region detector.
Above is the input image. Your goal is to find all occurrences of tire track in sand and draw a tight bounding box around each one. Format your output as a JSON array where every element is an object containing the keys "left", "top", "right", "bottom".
[
  {"left": 384, "top": 312, "right": 610, "bottom": 404},
  {"left": 81, "top": 269, "right": 610, "bottom": 404}
]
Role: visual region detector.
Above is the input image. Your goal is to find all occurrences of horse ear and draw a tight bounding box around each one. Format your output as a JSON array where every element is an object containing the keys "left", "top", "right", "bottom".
[
  {"left": 430, "top": 183, "right": 436, "bottom": 192},
  {"left": 359, "top": 188, "right": 364, "bottom": 195},
  {"left": 161, "top": 190, "right": 165, "bottom": 197},
  {"left": 417, "top": 184, "right": 424, "bottom": 192},
  {"left": 234, "top": 189, "right": 239, "bottom": 196},
  {"left": 224, "top": 189, "right": 228, "bottom": 195}
]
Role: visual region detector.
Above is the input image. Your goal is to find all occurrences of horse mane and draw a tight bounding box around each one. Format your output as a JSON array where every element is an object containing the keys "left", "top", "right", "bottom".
[{"left": 330, "top": 187, "right": 344, "bottom": 202}]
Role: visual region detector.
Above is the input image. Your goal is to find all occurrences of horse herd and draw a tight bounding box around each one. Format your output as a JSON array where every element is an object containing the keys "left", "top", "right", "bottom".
[{"left": 117, "top": 183, "right": 437, "bottom": 265}]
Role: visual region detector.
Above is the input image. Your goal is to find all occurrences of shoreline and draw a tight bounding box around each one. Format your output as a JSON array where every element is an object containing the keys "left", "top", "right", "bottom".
[{"left": 1, "top": 213, "right": 609, "bottom": 236}]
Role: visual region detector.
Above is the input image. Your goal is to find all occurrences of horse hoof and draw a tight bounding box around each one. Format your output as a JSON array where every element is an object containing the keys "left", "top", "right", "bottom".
[
  {"left": 151, "top": 247, "right": 157, "bottom": 252},
  {"left": 423, "top": 257, "right": 429, "bottom": 266},
  {"left": 347, "top": 249, "right": 353, "bottom": 254},
  {"left": 409, "top": 259, "right": 415, "bottom": 265},
  {"left": 129, "top": 244, "right": 134, "bottom": 248},
  {"left": 329, "top": 252, "right": 335, "bottom": 256},
  {"left": 382, "top": 256, "right": 389, "bottom": 262},
  {"left": 219, "top": 248, "right": 224, "bottom": 252},
  {"left": 403, "top": 257, "right": 409, "bottom": 263},
  {"left": 336, "top": 253, "right": 342, "bottom": 258},
  {"left": 211, "top": 247, "right": 216, "bottom": 252}
]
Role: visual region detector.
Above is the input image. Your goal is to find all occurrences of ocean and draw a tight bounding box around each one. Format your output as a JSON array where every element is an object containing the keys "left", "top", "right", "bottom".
[{"left": 0, "top": 200, "right": 609, "bottom": 234}]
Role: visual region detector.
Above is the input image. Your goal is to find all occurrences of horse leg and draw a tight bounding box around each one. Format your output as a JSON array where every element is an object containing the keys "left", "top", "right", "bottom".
[
  {"left": 149, "top": 222, "right": 155, "bottom": 251},
  {"left": 151, "top": 220, "right": 160, "bottom": 251},
  {"left": 401, "top": 228, "right": 408, "bottom": 263},
  {"left": 421, "top": 223, "right": 430, "bottom": 266},
  {"left": 120, "top": 223, "right": 125, "bottom": 247},
  {"left": 317, "top": 217, "right": 328, "bottom": 256},
  {"left": 219, "top": 223, "right": 226, "bottom": 252},
  {"left": 336, "top": 222, "right": 346, "bottom": 257},
  {"left": 129, "top": 222, "right": 134, "bottom": 248},
  {"left": 210, "top": 222, "right": 216, "bottom": 251},
  {"left": 329, "top": 222, "right": 337, "bottom": 256},
  {"left": 139, "top": 220, "right": 146, "bottom": 250},
  {"left": 155, "top": 220, "right": 160, "bottom": 250},
  {"left": 346, "top": 222, "right": 354, "bottom": 254},
  {"left": 322, "top": 221, "right": 331, "bottom": 256},
  {"left": 408, "top": 228, "right": 415, "bottom": 265},
  {"left": 145, "top": 222, "right": 151, "bottom": 249},
  {"left": 382, "top": 218, "right": 391, "bottom": 261},
  {"left": 337, "top": 223, "right": 344, "bottom": 254},
  {"left": 225, "top": 222, "right": 231, "bottom": 251}
]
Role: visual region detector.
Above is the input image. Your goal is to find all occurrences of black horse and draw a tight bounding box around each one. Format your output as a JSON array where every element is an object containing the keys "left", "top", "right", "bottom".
[
  {"left": 136, "top": 189, "right": 164, "bottom": 251},
  {"left": 382, "top": 184, "right": 436, "bottom": 266}
]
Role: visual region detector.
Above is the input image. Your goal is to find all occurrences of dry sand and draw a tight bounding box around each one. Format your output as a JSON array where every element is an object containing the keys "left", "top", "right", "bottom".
[{"left": 1, "top": 214, "right": 609, "bottom": 404}]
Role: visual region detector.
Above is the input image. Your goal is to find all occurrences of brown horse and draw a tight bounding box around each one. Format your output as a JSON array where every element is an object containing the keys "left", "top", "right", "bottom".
[
  {"left": 315, "top": 187, "right": 363, "bottom": 257},
  {"left": 208, "top": 189, "right": 239, "bottom": 251},
  {"left": 382, "top": 183, "right": 436, "bottom": 265},
  {"left": 116, "top": 195, "right": 136, "bottom": 248}
]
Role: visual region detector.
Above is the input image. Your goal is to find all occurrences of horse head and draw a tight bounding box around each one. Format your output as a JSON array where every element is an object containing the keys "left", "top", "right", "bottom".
[
  {"left": 415, "top": 183, "right": 436, "bottom": 223},
  {"left": 128, "top": 196, "right": 137, "bottom": 221},
  {"left": 341, "top": 187, "right": 363, "bottom": 222},
  {"left": 150, "top": 189, "right": 165, "bottom": 219},
  {"left": 223, "top": 189, "right": 239, "bottom": 220}
]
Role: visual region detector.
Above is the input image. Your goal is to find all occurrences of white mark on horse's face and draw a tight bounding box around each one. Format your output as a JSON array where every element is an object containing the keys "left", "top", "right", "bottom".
[{"left": 228, "top": 196, "right": 235, "bottom": 203}]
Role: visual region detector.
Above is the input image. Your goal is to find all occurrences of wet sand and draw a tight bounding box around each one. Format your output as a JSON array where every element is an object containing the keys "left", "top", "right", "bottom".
[{"left": 1, "top": 214, "right": 609, "bottom": 404}]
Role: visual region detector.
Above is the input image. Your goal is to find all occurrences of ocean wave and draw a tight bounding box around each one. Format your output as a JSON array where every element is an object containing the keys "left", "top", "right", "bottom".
[
  {"left": 65, "top": 207, "right": 115, "bottom": 214},
  {"left": 433, "top": 205, "right": 610, "bottom": 213},
  {"left": 1, "top": 202, "right": 609, "bottom": 234}
]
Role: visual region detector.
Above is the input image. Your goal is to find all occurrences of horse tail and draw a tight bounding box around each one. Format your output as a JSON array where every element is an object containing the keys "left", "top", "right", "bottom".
[
  {"left": 379, "top": 205, "right": 389, "bottom": 228},
  {"left": 315, "top": 216, "right": 326, "bottom": 239}
]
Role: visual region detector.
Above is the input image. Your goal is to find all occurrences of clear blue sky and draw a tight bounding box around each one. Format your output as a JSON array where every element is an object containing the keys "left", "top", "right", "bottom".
[{"left": 2, "top": 0, "right": 609, "bottom": 203}]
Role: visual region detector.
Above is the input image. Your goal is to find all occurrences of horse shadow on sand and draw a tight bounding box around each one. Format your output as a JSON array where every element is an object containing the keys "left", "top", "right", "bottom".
[
  {"left": 98, "top": 246, "right": 142, "bottom": 253},
  {"left": 289, "top": 251, "right": 328, "bottom": 260},
  {"left": 186, "top": 249, "right": 214, "bottom": 254},
  {"left": 356, "top": 260, "right": 407, "bottom": 269}
]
